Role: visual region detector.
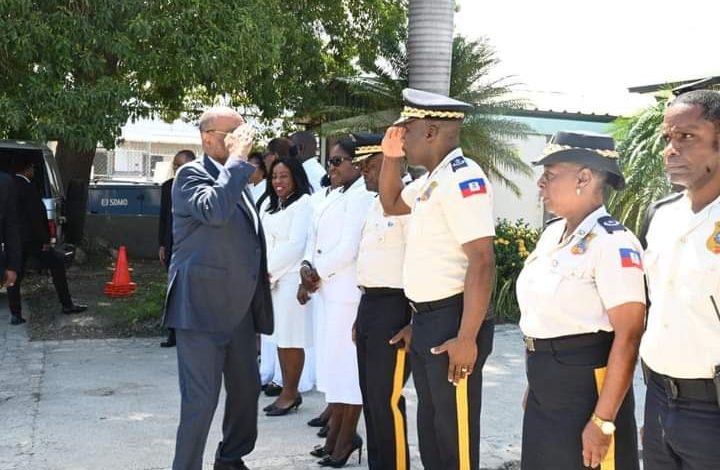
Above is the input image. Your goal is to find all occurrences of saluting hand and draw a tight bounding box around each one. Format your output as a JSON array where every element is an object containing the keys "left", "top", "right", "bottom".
[
  {"left": 581, "top": 420, "right": 611, "bottom": 468},
  {"left": 225, "top": 122, "right": 255, "bottom": 161},
  {"left": 389, "top": 324, "right": 412, "bottom": 352},
  {"left": 432, "top": 336, "right": 477, "bottom": 386},
  {"left": 381, "top": 126, "right": 406, "bottom": 159}
]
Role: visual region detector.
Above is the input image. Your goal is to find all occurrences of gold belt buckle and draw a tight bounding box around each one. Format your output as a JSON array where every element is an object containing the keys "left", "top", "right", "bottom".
[{"left": 524, "top": 336, "right": 536, "bottom": 352}]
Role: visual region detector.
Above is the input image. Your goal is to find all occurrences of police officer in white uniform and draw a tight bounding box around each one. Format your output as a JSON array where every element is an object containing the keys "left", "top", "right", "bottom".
[
  {"left": 350, "top": 133, "right": 412, "bottom": 470},
  {"left": 516, "top": 131, "right": 645, "bottom": 470},
  {"left": 379, "top": 89, "right": 496, "bottom": 470},
  {"left": 640, "top": 89, "right": 720, "bottom": 470}
]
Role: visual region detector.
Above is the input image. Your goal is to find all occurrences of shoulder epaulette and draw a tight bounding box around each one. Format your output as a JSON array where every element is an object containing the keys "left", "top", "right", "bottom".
[
  {"left": 544, "top": 217, "right": 562, "bottom": 228},
  {"left": 649, "top": 191, "right": 683, "bottom": 212},
  {"left": 638, "top": 191, "right": 683, "bottom": 248},
  {"left": 597, "top": 215, "right": 626, "bottom": 234}
]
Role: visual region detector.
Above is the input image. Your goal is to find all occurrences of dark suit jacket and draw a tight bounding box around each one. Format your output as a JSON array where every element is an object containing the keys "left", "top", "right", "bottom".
[
  {"left": 0, "top": 173, "right": 21, "bottom": 272},
  {"left": 13, "top": 175, "right": 50, "bottom": 253},
  {"left": 158, "top": 178, "right": 174, "bottom": 252},
  {"left": 163, "top": 155, "right": 273, "bottom": 334}
]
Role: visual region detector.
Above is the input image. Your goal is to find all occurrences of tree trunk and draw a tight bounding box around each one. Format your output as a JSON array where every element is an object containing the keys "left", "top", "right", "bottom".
[
  {"left": 407, "top": 0, "right": 454, "bottom": 95},
  {"left": 55, "top": 141, "right": 96, "bottom": 244}
]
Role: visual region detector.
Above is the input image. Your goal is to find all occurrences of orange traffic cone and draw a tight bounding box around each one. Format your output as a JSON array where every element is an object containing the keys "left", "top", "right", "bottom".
[{"left": 104, "top": 246, "right": 137, "bottom": 298}]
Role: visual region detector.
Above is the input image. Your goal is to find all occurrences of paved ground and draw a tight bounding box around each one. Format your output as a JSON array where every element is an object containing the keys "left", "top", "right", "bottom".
[{"left": 0, "top": 298, "right": 646, "bottom": 470}]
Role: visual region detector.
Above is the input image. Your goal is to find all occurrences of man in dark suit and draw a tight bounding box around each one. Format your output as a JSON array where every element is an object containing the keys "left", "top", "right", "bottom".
[
  {"left": 7, "top": 160, "right": 86, "bottom": 324},
  {"left": 0, "top": 172, "right": 21, "bottom": 320},
  {"left": 158, "top": 149, "right": 196, "bottom": 348},
  {"left": 163, "top": 107, "right": 273, "bottom": 470}
]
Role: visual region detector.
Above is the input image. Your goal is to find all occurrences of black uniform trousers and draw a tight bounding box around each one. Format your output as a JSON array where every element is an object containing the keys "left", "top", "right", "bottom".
[
  {"left": 410, "top": 293, "right": 494, "bottom": 470},
  {"left": 522, "top": 332, "right": 639, "bottom": 470},
  {"left": 7, "top": 248, "right": 72, "bottom": 316},
  {"left": 643, "top": 367, "right": 720, "bottom": 470},
  {"left": 356, "top": 288, "right": 412, "bottom": 470}
]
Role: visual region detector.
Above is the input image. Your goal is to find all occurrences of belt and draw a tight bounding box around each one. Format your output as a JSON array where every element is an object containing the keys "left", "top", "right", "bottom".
[
  {"left": 409, "top": 293, "right": 463, "bottom": 314},
  {"left": 523, "top": 331, "right": 614, "bottom": 353},
  {"left": 358, "top": 286, "right": 404, "bottom": 296},
  {"left": 648, "top": 368, "right": 718, "bottom": 403}
]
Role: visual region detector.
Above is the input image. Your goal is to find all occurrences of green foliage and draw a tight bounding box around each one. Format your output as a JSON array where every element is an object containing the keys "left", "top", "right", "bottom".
[
  {"left": 0, "top": 0, "right": 407, "bottom": 150},
  {"left": 607, "top": 99, "right": 671, "bottom": 234},
  {"left": 492, "top": 219, "right": 539, "bottom": 323},
  {"left": 103, "top": 280, "right": 168, "bottom": 326},
  {"left": 320, "top": 35, "right": 533, "bottom": 195}
]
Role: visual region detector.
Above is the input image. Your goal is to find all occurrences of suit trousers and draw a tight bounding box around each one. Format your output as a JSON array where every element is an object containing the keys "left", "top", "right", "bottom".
[
  {"left": 410, "top": 295, "right": 494, "bottom": 470},
  {"left": 356, "top": 290, "right": 412, "bottom": 470},
  {"left": 643, "top": 369, "right": 720, "bottom": 470},
  {"left": 172, "top": 313, "right": 260, "bottom": 470},
  {"left": 7, "top": 248, "right": 72, "bottom": 315},
  {"left": 522, "top": 335, "right": 639, "bottom": 470}
]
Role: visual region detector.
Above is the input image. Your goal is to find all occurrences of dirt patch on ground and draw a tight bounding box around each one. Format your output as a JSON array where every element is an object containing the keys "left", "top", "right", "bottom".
[{"left": 24, "top": 254, "right": 168, "bottom": 341}]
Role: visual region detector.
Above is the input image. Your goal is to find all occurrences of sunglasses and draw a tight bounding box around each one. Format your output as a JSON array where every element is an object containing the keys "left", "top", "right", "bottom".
[{"left": 328, "top": 156, "right": 353, "bottom": 167}]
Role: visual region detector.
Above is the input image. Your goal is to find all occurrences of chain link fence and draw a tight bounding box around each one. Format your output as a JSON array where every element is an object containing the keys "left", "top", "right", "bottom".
[{"left": 92, "top": 142, "right": 202, "bottom": 182}]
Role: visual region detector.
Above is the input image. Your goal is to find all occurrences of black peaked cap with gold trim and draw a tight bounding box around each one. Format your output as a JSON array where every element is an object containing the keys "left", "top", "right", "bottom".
[
  {"left": 350, "top": 133, "right": 383, "bottom": 163},
  {"left": 394, "top": 88, "right": 473, "bottom": 125},
  {"left": 533, "top": 131, "right": 626, "bottom": 190}
]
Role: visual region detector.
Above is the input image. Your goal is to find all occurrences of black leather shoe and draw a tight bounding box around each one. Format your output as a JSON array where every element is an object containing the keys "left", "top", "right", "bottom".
[
  {"left": 10, "top": 315, "right": 26, "bottom": 325},
  {"left": 263, "top": 382, "right": 282, "bottom": 397},
  {"left": 214, "top": 459, "right": 249, "bottom": 470},
  {"left": 317, "top": 424, "right": 329, "bottom": 438},
  {"left": 307, "top": 416, "right": 329, "bottom": 427},
  {"left": 62, "top": 303, "right": 88, "bottom": 314},
  {"left": 317, "top": 436, "right": 363, "bottom": 468},
  {"left": 265, "top": 395, "right": 302, "bottom": 416}
]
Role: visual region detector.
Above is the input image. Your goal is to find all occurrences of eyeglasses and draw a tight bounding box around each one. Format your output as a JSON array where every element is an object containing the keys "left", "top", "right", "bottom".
[
  {"left": 328, "top": 156, "right": 353, "bottom": 167},
  {"left": 203, "top": 129, "right": 233, "bottom": 137}
]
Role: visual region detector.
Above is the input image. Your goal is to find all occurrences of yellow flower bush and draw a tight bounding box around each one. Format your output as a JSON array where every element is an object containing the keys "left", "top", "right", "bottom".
[{"left": 493, "top": 219, "right": 540, "bottom": 323}]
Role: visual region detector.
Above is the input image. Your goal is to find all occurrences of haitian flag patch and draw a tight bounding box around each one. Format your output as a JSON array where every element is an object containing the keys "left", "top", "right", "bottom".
[
  {"left": 459, "top": 178, "right": 487, "bottom": 197},
  {"left": 619, "top": 248, "right": 642, "bottom": 269}
]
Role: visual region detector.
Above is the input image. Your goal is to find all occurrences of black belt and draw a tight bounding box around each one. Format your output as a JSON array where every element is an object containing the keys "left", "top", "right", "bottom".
[
  {"left": 523, "top": 331, "right": 614, "bottom": 352},
  {"left": 648, "top": 368, "right": 718, "bottom": 403},
  {"left": 358, "top": 286, "right": 404, "bottom": 296},
  {"left": 409, "top": 293, "right": 463, "bottom": 314}
]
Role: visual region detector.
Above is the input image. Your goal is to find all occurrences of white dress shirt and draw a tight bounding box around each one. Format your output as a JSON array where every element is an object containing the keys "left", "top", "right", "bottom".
[
  {"left": 357, "top": 196, "right": 408, "bottom": 289},
  {"left": 517, "top": 207, "right": 646, "bottom": 339},
  {"left": 303, "top": 158, "right": 327, "bottom": 194},
  {"left": 400, "top": 148, "right": 495, "bottom": 302},
  {"left": 641, "top": 192, "right": 720, "bottom": 379}
]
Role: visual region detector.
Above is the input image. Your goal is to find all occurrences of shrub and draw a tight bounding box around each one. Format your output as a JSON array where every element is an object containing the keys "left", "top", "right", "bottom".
[{"left": 492, "top": 219, "right": 540, "bottom": 323}]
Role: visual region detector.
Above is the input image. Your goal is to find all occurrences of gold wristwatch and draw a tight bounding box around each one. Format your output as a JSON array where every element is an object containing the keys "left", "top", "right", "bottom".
[{"left": 591, "top": 414, "right": 616, "bottom": 435}]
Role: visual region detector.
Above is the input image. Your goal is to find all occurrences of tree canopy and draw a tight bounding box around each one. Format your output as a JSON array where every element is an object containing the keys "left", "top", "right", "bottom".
[{"left": 0, "top": 0, "right": 408, "bottom": 151}]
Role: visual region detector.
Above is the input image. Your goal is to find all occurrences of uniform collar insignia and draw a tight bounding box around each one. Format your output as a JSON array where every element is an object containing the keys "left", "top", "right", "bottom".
[
  {"left": 571, "top": 232, "right": 596, "bottom": 255},
  {"left": 707, "top": 222, "right": 720, "bottom": 254}
]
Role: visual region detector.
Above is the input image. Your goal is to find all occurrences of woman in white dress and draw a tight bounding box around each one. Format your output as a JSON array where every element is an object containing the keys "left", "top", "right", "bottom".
[
  {"left": 300, "top": 138, "right": 374, "bottom": 467},
  {"left": 260, "top": 156, "right": 314, "bottom": 416}
]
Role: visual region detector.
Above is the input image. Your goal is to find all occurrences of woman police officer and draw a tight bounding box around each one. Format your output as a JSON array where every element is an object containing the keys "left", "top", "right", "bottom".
[{"left": 516, "top": 131, "right": 645, "bottom": 469}]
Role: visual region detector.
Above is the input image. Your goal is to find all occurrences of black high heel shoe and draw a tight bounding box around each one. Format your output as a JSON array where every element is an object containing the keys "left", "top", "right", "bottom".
[
  {"left": 262, "top": 403, "right": 276, "bottom": 413},
  {"left": 310, "top": 444, "right": 330, "bottom": 458},
  {"left": 317, "top": 436, "right": 363, "bottom": 467},
  {"left": 307, "top": 416, "right": 329, "bottom": 427},
  {"left": 265, "top": 395, "right": 302, "bottom": 416}
]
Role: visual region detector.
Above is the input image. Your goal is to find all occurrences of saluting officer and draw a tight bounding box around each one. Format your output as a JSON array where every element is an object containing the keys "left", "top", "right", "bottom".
[
  {"left": 351, "top": 133, "right": 412, "bottom": 470},
  {"left": 379, "top": 88, "right": 496, "bottom": 470},
  {"left": 640, "top": 89, "right": 720, "bottom": 470},
  {"left": 516, "top": 131, "right": 645, "bottom": 470}
]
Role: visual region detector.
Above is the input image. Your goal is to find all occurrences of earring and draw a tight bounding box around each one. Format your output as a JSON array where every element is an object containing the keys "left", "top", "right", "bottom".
[{"left": 576, "top": 187, "right": 581, "bottom": 196}]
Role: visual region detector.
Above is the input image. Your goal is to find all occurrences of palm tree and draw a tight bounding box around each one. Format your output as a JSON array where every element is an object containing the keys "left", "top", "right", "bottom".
[
  {"left": 321, "top": 36, "right": 533, "bottom": 195},
  {"left": 607, "top": 98, "right": 671, "bottom": 234},
  {"left": 407, "top": 0, "right": 454, "bottom": 95}
]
